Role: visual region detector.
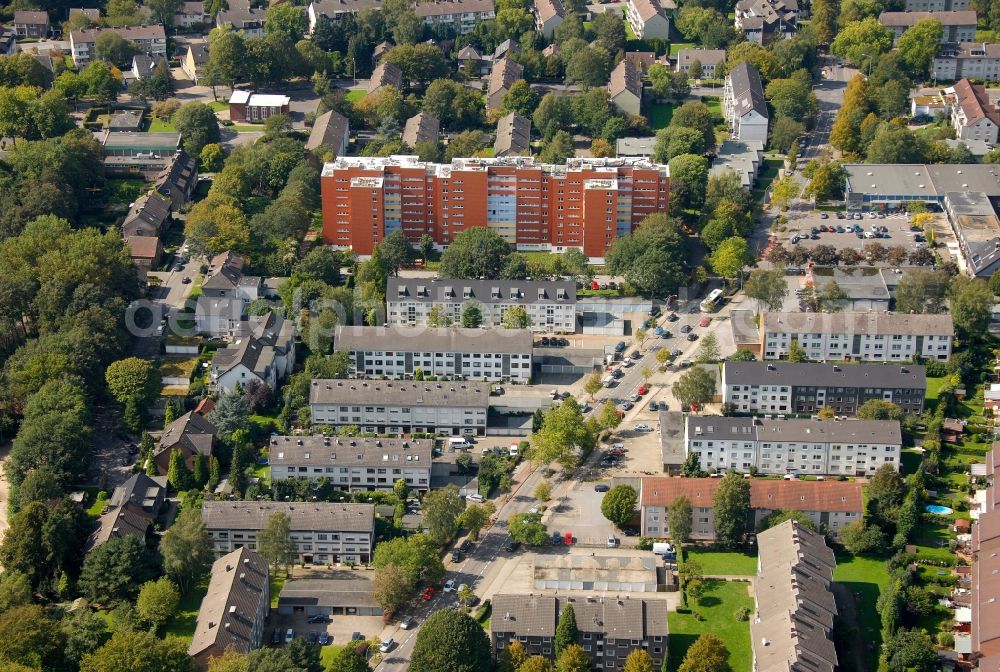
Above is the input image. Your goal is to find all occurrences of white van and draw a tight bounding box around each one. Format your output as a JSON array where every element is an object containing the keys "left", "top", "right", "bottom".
[
  {"left": 602, "top": 375, "right": 615, "bottom": 388},
  {"left": 448, "top": 437, "right": 471, "bottom": 450},
  {"left": 509, "top": 443, "right": 520, "bottom": 457}
]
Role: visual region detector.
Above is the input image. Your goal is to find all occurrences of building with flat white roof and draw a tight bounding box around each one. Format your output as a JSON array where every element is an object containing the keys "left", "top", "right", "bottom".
[{"left": 229, "top": 90, "right": 291, "bottom": 123}]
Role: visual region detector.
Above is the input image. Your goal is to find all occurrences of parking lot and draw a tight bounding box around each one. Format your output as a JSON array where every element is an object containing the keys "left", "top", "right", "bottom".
[{"left": 786, "top": 211, "right": 922, "bottom": 252}]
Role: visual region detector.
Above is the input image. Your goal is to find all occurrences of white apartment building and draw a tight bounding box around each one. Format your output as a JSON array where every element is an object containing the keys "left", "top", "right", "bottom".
[
  {"left": 724, "top": 61, "right": 769, "bottom": 145},
  {"left": 69, "top": 25, "right": 167, "bottom": 67},
  {"left": 639, "top": 477, "right": 864, "bottom": 541},
  {"left": 334, "top": 326, "right": 534, "bottom": 382},
  {"left": 386, "top": 278, "right": 576, "bottom": 334},
  {"left": 268, "top": 435, "right": 434, "bottom": 491},
  {"left": 760, "top": 311, "right": 954, "bottom": 361},
  {"left": 948, "top": 79, "right": 1000, "bottom": 145},
  {"left": 202, "top": 501, "right": 375, "bottom": 564},
  {"left": 309, "top": 379, "right": 490, "bottom": 436},
  {"left": 933, "top": 42, "right": 1000, "bottom": 81},
  {"left": 684, "top": 416, "right": 902, "bottom": 476},
  {"left": 413, "top": 0, "right": 496, "bottom": 33},
  {"left": 625, "top": 0, "right": 670, "bottom": 39}
]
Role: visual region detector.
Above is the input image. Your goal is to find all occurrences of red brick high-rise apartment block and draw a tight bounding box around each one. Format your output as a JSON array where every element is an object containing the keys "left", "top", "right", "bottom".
[{"left": 320, "top": 155, "right": 670, "bottom": 258}]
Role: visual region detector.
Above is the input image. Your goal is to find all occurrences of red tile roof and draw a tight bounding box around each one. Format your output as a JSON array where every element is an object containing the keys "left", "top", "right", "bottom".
[{"left": 640, "top": 477, "right": 863, "bottom": 513}]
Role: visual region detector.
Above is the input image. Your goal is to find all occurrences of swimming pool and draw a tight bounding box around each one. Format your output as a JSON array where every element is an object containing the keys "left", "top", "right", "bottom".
[{"left": 925, "top": 504, "right": 953, "bottom": 515}]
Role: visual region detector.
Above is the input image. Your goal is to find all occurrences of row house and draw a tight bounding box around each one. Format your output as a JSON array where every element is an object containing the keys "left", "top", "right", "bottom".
[
  {"left": 414, "top": 0, "right": 495, "bottom": 34},
  {"left": 734, "top": 0, "right": 797, "bottom": 44},
  {"left": 933, "top": 42, "right": 1000, "bottom": 81},
  {"left": 879, "top": 10, "right": 977, "bottom": 43},
  {"left": 216, "top": 0, "right": 267, "bottom": 36},
  {"left": 268, "top": 435, "right": 435, "bottom": 490},
  {"left": 723, "top": 61, "right": 769, "bottom": 144},
  {"left": 625, "top": 0, "right": 670, "bottom": 39},
  {"left": 210, "top": 312, "right": 296, "bottom": 394},
  {"left": 69, "top": 25, "right": 167, "bottom": 67}
]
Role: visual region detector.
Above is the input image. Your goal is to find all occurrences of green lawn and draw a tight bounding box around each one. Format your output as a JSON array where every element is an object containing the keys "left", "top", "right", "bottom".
[
  {"left": 149, "top": 118, "right": 176, "bottom": 132},
  {"left": 232, "top": 124, "right": 265, "bottom": 132},
  {"left": 107, "top": 177, "right": 149, "bottom": 205},
  {"left": 669, "top": 42, "right": 695, "bottom": 57},
  {"left": 208, "top": 100, "right": 228, "bottom": 112},
  {"left": 684, "top": 549, "right": 757, "bottom": 576},
  {"left": 667, "top": 580, "right": 753, "bottom": 672},
  {"left": 833, "top": 555, "right": 888, "bottom": 671},
  {"left": 625, "top": 19, "right": 638, "bottom": 40},
  {"left": 650, "top": 103, "right": 673, "bottom": 130},
  {"left": 321, "top": 644, "right": 346, "bottom": 668},
  {"left": 270, "top": 574, "right": 285, "bottom": 608},
  {"left": 701, "top": 96, "right": 724, "bottom": 125},
  {"left": 752, "top": 158, "right": 784, "bottom": 203},
  {"left": 164, "top": 578, "right": 210, "bottom": 641},
  {"left": 346, "top": 89, "right": 367, "bottom": 103}
]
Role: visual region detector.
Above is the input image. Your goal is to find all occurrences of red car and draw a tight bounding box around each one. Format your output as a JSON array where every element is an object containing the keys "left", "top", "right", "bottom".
[
  {"left": 564, "top": 533, "right": 574, "bottom": 545},
  {"left": 699, "top": 317, "right": 711, "bottom": 327},
  {"left": 637, "top": 386, "right": 648, "bottom": 395},
  {"left": 421, "top": 587, "right": 435, "bottom": 600}
]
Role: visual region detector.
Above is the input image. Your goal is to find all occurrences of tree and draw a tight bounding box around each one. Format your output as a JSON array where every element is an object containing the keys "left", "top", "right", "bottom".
[
  {"left": 167, "top": 447, "right": 194, "bottom": 491},
  {"left": 762, "top": 509, "right": 817, "bottom": 532},
  {"left": 0, "top": 604, "right": 65, "bottom": 670},
  {"left": 373, "top": 534, "right": 445, "bottom": 584},
  {"left": 769, "top": 174, "right": 800, "bottom": 212},
  {"left": 257, "top": 512, "right": 297, "bottom": 574},
  {"left": 803, "top": 160, "right": 847, "bottom": 202},
  {"left": 606, "top": 213, "right": 688, "bottom": 297},
  {"left": 653, "top": 126, "right": 707, "bottom": 164},
  {"left": 868, "top": 462, "right": 905, "bottom": 515},
  {"left": 593, "top": 9, "right": 627, "bottom": 51},
  {"left": 555, "top": 603, "right": 579, "bottom": 656},
  {"left": 744, "top": 269, "right": 788, "bottom": 312},
  {"left": 423, "top": 485, "right": 465, "bottom": 545},
  {"left": 409, "top": 609, "right": 492, "bottom": 672},
  {"left": 713, "top": 472, "right": 751, "bottom": 547},
  {"left": 160, "top": 506, "right": 213, "bottom": 595},
  {"left": 265, "top": 2, "right": 308, "bottom": 39},
  {"left": 371, "top": 563, "right": 414, "bottom": 616},
  {"left": 600, "top": 484, "right": 638, "bottom": 528},
  {"left": 0, "top": 570, "right": 31, "bottom": 612},
  {"left": 327, "top": 647, "right": 372, "bottom": 672},
  {"left": 672, "top": 366, "right": 716, "bottom": 409},
  {"left": 950, "top": 275, "right": 993, "bottom": 340},
  {"left": 678, "top": 634, "right": 732, "bottom": 672},
  {"left": 990, "top": 269, "right": 1000, "bottom": 297},
  {"left": 710, "top": 238, "right": 752, "bottom": 283},
  {"left": 136, "top": 577, "right": 181, "bottom": 630},
  {"left": 80, "top": 631, "right": 195, "bottom": 672},
  {"left": 79, "top": 535, "right": 159, "bottom": 605},
  {"left": 534, "top": 480, "right": 553, "bottom": 502},
  {"left": 866, "top": 123, "right": 924, "bottom": 164},
  {"left": 584, "top": 373, "right": 603, "bottom": 401},
  {"left": 896, "top": 19, "right": 943, "bottom": 78},
  {"left": 207, "top": 390, "right": 250, "bottom": 438},
  {"left": 667, "top": 495, "right": 693, "bottom": 546},
  {"left": 840, "top": 520, "right": 887, "bottom": 554},
  {"left": 530, "top": 398, "right": 592, "bottom": 469},
  {"left": 95, "top": 32, "right": 138, "bottom": 67},
  {"left": 509, "top": 512, "right": 549, "bottom": 546},
  {"left": 460, "top": 301, "right": 483, "bottom": 328},
  {"left": 697, "top": 333, "right": 719, "bottom": 363},
  {"left": 540, "top": 130, "right": 575, "bottom": 164},
  {"left": 668, "top": 153, "right": 709, "bottom": 211},
  {"left": 555, "top": 644, "right": 590, "bottom": 672},
  {"left": 669, "top": 101, "right": 716, "bottom": 152},
  {"left": 831, "top": 18, "right": 894, "bottom": 70},
  {"left": 440, "top": 227, "right": 511, "bottom": 279},
  {"left": 498, "top": 641, "right": 527, "bottom": 672},
  {"left": 172, "top": 102, "right": 221, "bottom": 157},
  {"left": 769, "top": 116, "right": 805, "bottom": 153},
  {"left": 458, "top": 501, "right": 496, "bottom": 541},
  {"left": 885, "top": 628, "right": 937, "bottom": 672},
  {"left": 105, "top": 357, "right": 161, "bottom": 406},
  {"left": 501, "top": 79, "right": 538, "bottom": 117},
  {"left": 502, "top": 305, "right": 532, "bottom": 329},
  {"left": 520, "top": 657, "right": 555, "bottom": 672},
  {"left": 858, "top": 399, "right": 904, "bottom": 421},
  {"left": 787, "top": 338, "right": 807, "bottom": 362}
]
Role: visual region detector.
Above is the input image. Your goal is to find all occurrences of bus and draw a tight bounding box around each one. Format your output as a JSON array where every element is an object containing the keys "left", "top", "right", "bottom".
[{"left": 700, "top": 288, "right": 724, "bottom": 313}]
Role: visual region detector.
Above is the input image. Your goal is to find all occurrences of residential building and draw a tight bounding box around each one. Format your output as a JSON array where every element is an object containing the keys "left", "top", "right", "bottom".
[
  {"left": 154, "top": 411, "right": 217, "bottom": 476},
  {"left": 734, "top": 0, "right": 798, "bottom": 43},
  {"left": 310, "top": 378, "right": 490, "bottom": 436},
  {"left": 911, "top": 92, "right": 949, "bottom": 117},
  {"left": 126, "top": 235, "right": 163, "bottom": 277},
  {"left": 188, "top": 548, "right": 270, "bottom": 667},
  {"left": 457, "top": 44, "right": 491, "bottom": 75},
  {"left": 369, "top": 61, "right": 403, "bottom": 93},
  {"left": 87, "top": 474, "right": 167, "bottom": 550},
  {"left": 196, "top": 252, "right": 261, "bottom": 336},
  {"left": 210, "top": 312, "right": 296, "bottom": 393},
  {"left": 334, "top": 325, "right": 534, "bottom": 382},
  {"left": 202, "top": 501, "right": 376, "bottom": 563},
  {"left": 122, "top": 190, "right": 171, "bottom": 238},
  {"left": 675, "top": 48, "right": 726, "bottom": 77},
  {"left": 101, "top": 130, "right": 180, "bottom": 174},
  {"left": 879, "top": 10, "right": 977, "bottom": 42},
  {"left": 386, "top": 278, "right": 576, "bottom": 333},
  {"left": 182, "top": 43, "right": 209, "bottom": 83},
  {"left": 624, "top": 51, "right": 664, "bottom": 73},
  {"left": 843, "top": 163, "right": 1000, "bottom": 211},
  {"left": 413, "top": 0, "right": 496, "bottom": 34},
  {"left": 216, "top": 0, "right": 266, "bottom": 35},
  {"left": 684, "top": 416, "right": 903, "bottom": 476},
  {"left": 131, "top": 53, "right": 167, "bottom": 79},
  {"left": 751, "top": 521, "right": 838, "bottom": 672},
  {"left": 948, "top": 79, "right": 1000, "bottom": 145},
  {"left": 724, "top": 61, "right": 769, "bottom": 144},
  {"left": 69, "top": 25, "right": 167, "bottom": 66},
  {"left": 494, "top": 38, "right": 520, "bottom": 60},
  {"left": 320, "top": 155, "right": 670, "bottom": 257},
  {"left": 0, "top": 29, "right": 15, "bottom": 57},
  {"left": 306, "top": 110, "right": 350, "bottom": 156},
  {"left": 625, "top": 0, "right": 670, "bottom": 39},
  {"left": 608, "top": 59, "right": 642, "bottom": 117},
  {"left": 532, "top": 554, "right": 660, "bottom": 593},
  {"left": 709, "top": 140, "right": 764, "bottom": 188},
  {"left": 373, "top": 40, "right": 392, "bottom": 64},
  {"left": 174, "top": 1, "right": 209, "bottom": 27},
  {"left": 639, "top": 477, "right": 864, "bottom": 540},
  {"left": 268, "top": 434, "right": 435, "bottom": 489},
  {"left": 973, "top": 445, "right": 1000, "bottom": 665},
  {"left": 68, "top": 8, "right": 102, "bottom": 21},
  {"left": 760, "top": 311, "right": 955, "bottom": 361},
  {"left": 944, "top": 191, "right": 1000, "bottom": 277},
  {"left": 487, "top": 57, "right": 523, "bottom": 110},
  {"left": 721, "top": 361, "right": 927, "bottom": 415},
  {"left": 13, "top": 11, "right": 49, "bottom": 38},
  {"left": 490, "top": 595, "right": 669, "bottom": 669},
  {"left": 402, "top": 111, "right": 440, "bottom": 148},
  {"left": 229, "top": 90, "right": 291, "bottom": 123},
  {"left": 154, "top": 151, "right": 199, "bottom": 210},
  {"left": 933, "top": 42, "right": 1000, "bottom": 80},
  {"left": 534, "top": 0, "right": 564, "bottom": 37},
  {"left": 277, "top": 576, "right": 383, "bottom": 617},
  {"left": 905, "top": 0, "right": 968, "bottom": 9},
  {"left": 307, "top": 0, "right": 383, "bottom": 32},
  {"left": 494, "top": 112, "right": 531, "bottom": 157}
]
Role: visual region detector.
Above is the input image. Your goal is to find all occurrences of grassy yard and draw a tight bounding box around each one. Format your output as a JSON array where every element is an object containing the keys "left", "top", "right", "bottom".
[
  {"left": 106, "top": 177, "right": 148, "bottom": 206},
  {"left": 650, "top": 103, "right": 673, "bottom": 130},
  {"left": 752, "top": 158, "right": 783, "bottom": 203},
  {"left": 701, "top": 96, "right": 724, "bottom": 126},
  {"left": 684, "top": 549, "right": 757, "bottom": 576},
  {"left": 149, "top": 118, "right": 176, "bottom": 132},
  {"left": 208, "top": 100, "right": 228, "bottom": 112},
  {"left": 346, "top": 89, "right": 367, "bottom": 103},
  {"left": 669, "top": 42, "right": 695, "bottom": 57},
  {"left": 833, "top": 554, "right": 888, "bottom": 671},
  {"left": 666, "top": 580, "right": 753, "bottom": 672},
  {"left": 160, "top": 356, "right": 200, "bottom": 380},
  {"left": 164, "top": 578, "right": 210, "bottom": 641}
]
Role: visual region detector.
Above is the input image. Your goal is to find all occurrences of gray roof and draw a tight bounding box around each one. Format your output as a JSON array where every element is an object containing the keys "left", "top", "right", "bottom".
[
  {"left": 810, "top": 266, "right": 890, "bottom": 301},
  {"left": 335, "top": 325, "right": 534, "bottom": 355},
  {"left": 310, "top": 379, "right": 490, "bottom": 407},
  {"left": 110, "top": 473, "right": 167, "bottom": 513},
  {"left": 156, "top": 410, "right": 216, "bottom": 459},
  {"left": 686, "top": 416, "right": 903, "bottom": 445},
  {"left": 87, "top": 502, "right": 154, "bottom": 550},
  {"left": 102, "top": 131, "right": 180, "bottom": 150},
  {"left": 110, "top": 109, "right": 144, "bottom": 129},
  {"left": 201, "top": 501, "right": 375, "bottom": 533},
  {"left": 189, "top": 547, "right": 269, "bottom": 660},
  {"left": 311, "top": 0, "right": 384, "bottom": 19},
  {"left": 212, "top": 336, "right": 275, "bottom": 377},
  {"left": 844, "top": 163, "right": 1000, "bottom": 198},
  {"left": 676, "top": 48, "right": 726, "bottom": 66},
  {"left": 658, "top": 410, "right": 686, "bottom": 467},
  {"left": 388, "top": 277, "right": 575, "bottom": 305},
  {"left": 187, "top": 42, "right": 209, "bottom": 64},
  {"left": 402, "top": 111, "right": 440, "bottom": 148},
  {"left": 494, "top": 112, "right": 531, "bottom": 157},
  {"left": 71, "top": 24, "right": 165, "bottom": 44},
  {"left": 724, "top": 361, "right": 926, "bottom": 389},
  {"left": 306, "top": 110, "right": 350, "bottom": 154},
  {"left": 268, "top": 434, "right": 435, "bottom": 468},
  {"left": 762, "top": 311, "right": 955, "bottom": 337},
  {"left": 277, "top": 577, "right": 380, "bottom": 609},
  {"left": 155, "top": 151, "right": 197, "bottom": 208},
  {"left": 727, "top": 61, "right": 768, "bottom": 120},
  {"left": 491, "top": 595, "right": 668, "bottom": 639},
  {"left": 946, "top": 191, "right": 1000, "bottom": 274},
  {"left": 122, "top": 190, "right": 171, "bottom": 236},
  {"left": 216, "top": 0, "right": 266, "bottom": 27},
  {"left": 616, "top": 136, "right": 655, "bottom": 157},
  {"left": 370, "top": 61, "right": 403, "bottom": 92},
  {"left": 488, "top": 57, "right": 523, "bottom": 98},
  {"left": 413, "top": 0, "right": 494, "bottom": 17},
  {"left": 879, "top": 9, "right": 976, "bottom": 25},
  {"left": 752, "top": 520, "right": 838, "bottom": 672}
]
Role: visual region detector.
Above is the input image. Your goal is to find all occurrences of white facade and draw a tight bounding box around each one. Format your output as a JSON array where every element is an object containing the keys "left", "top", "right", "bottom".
[
  {"left": 763, "top": 329, "right": 953, "bottom": 361},
  {"left": 350, "top": 349, "right": 532, "bottom": 382},
  {"left": 267, "top": 436, "right": 433, "bottom": 491},
  {"left": 625, "top": 0, "right": 670, "bottom": 39}
]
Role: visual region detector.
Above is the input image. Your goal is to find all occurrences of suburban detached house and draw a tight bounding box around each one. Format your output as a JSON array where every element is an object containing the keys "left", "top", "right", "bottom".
[
  {"left": 306, "top": 110, "right": 350, "bottom": 157},
  {"left": 174, "top": 1, "right": 209, "bottom": 28},
  {"left": 723, "top": 61, "right": 770, "bottom": 144},
  {"left": 457, "top": 44, "right": 491, "bottom": 75},
  {"left": 196, "top": 251, "right": 262, "bottom": 336},
  {"left": 182, "top": 43, "right": 209, "bottom": 83},
  {"left": 86, "top": 473, "right": 167, "bottom": 551},
  {"left": 487, "top": 57, "right": 524, "bottom": 111},
  {"left": 608, "top": 59, "right": 642, "bottom": 116},
  {"left": 13, "top": 11, "right": 49, "bottom": 38},
  {"left": 125, "top": 235, "right": 163, "bottom": 277},
  {"left": 734, "top": 0, "right": 798, "bottom": 44},
  {"left": 188, "top": 547, "right": 270, "bottom": 667},
  {"left": 216, "top": 0, "right": 267, "bottom": 36},
  {"left": 153, "top": 410, "right": 217, "bottom": 476},
  {"left": 625, "top": 0, "right": 670, "bottom": 39},
  {"left": 122, "top": 190, "right": 171, "bottom": 238},
  {"left": 402, "top": 111, "right": 441, "bottom": 148},
  {"left": 210, "top": 311, "right": 297, "bottom": 393}
]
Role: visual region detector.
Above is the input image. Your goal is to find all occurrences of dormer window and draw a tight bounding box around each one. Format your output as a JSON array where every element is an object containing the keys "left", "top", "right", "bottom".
[
  {"left": 463, "top": 287, "right": 472, "bottom": 298},
  {"left": 491, "top": 287, "right": 501, "bottom": 299}
]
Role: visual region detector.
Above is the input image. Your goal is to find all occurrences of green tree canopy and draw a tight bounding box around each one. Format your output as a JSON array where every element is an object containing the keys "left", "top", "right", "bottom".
[
  {"left": 713, "top": 472, "right": 751, "bottom": 547},
  {"left": 409, "top": 609, "right": 492, "bottom": 672},
  {"left": 600, "top": 484, "right": 638, "bottom": 528}
]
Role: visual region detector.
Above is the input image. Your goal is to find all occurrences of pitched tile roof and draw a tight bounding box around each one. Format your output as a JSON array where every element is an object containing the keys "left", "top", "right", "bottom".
[
  {"left": 952, "top": 78, "right": 1000, "bottom": 127},
  {"left": 629, "top": 0, "right": 664, "bottom": 22},
  {"left": 534, "top": 0, "right": 564, "bottom": 22},
  {"left": 879, "top": 9, "right": 976, "bottom": 25},
  {"left": 491, "top": 595, "right": 668, "bottom": 638},
  {"left": 413, "top": 0, "right": 495, "bottom": 17},
  {"left": 125, "top": 235, "right": 161, "bottom": 259},
  {"left": 334, "top": 325, "right": 534, "bottom": 355},
  {"left": 156, "top": 410, "right": 217, "bottom": 460},
  {"left": 727, "top": 60, "right": 768, "bottom": 119},
  {"left": 310, "top": 379, "right": 488, "bottom": 407},
  {"left": 641, "top": 476, "right": 864, "bottom": 512},
  {"left": 488, "top": 57, "right": 524, "bottom": 98},
  {"left": 369, "top": 61, "right": 403, "bottom": 92},
  {"left": 188, "top": 547, "right": 269, "bottom": 659},
  {"left": 609, "top": 59, "right": 642, "bottom": 99},
  {"left": 268, "top": 434, "right": 435, "bottom": 467},
  {"left": 494, "top": 112, "right": 531, "bottom": 157},
  {"left": 306, "top": 110, "right": 350, "bottom": 153},
  {"left": 402, "top": 111, "right": 440, "bottom": 147}
]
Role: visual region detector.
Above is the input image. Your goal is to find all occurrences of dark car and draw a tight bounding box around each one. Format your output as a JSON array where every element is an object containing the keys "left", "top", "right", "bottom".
[
  {"left": 648, "top": 400, "right": 659, "bottom": 411},
  {"left": 680, "top": 324, "right": 692, "bottom": 333},
  {"left": 687, "top": 333, "right": 698, "bottom": 341},
  {"left": 459, "top": 539, "right": 473, "bottom": 552},
  {"left": 307, "top": 614, "right": 329, "bottom": 624},
  {"left": 671, "top": 349, "right": 682, "bottom": 357},
  {"left": 614, "top": 341, "right": 626, "bottom": 353},
  {"left": 619, "top": 401, "right": 633, "bottom": 411},
  {"left": 667, "top": 313, "right": 679, "bottom": 321},
  {"left": 630, "top": 350, "right": 640, "bottom": 359},
  {"left": 502, "top": 540, "right": 521, "bottom": 552},
  {"left": 595, "top": 483, "right": 610, "bottom": 492},
  {"left": 811, "top": 227, "right": 818, "bottom": 234},
  {"left": 612, "top": 368, "right": 624, "bottom": 379},
  {"left": 451, "top": 551, "right": 462, "bottom": 562},
  {"left": 551, "top": 531, "right": 564, "bottom": 544},
  {"left": 272, "top": 628, "right": 282, "bottom": 646},
  {"left": 835, "top": 211, "right": 845, "bottom": 219},
  {"left": 558, "top": 337, "right": 569, "bottom": 346},
  {"left": 540, "top": 337, "right": 550, "bottom": 346},
  {"left": 319, "top": 632, "right": 330, "bottom": 645}
]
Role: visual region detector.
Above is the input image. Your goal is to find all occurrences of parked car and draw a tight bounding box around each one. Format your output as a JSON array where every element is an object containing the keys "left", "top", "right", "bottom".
[
  {"left": 540, "top": 337, "right": 550, "bottom": 346},
  {"left": 648, "top": 400, "right": 659, "bottom": 412},
  {"left": 637, "top": 385, "right": 648, "bottom": 395},
  {"left": 820, "top": 212, "right": 829, "bottom": 219},
  {"left": 563, "top": 532, "right": 574, "bottom": 545},
  {"left": 671, "top": 349, "right": 682, "bottom": 357},
  {"left": 687, "top": 333, "right": 698, "bottom": 341},
  {"left": 551, "top": 531, "right": 564, "bottom": 544},
  {"left": 421, "top": 587, "right": 435, "bottom": 600},
  {"left": 285, "top": 629, "right": 294, "bottom": 644},
  {"left": 628, "top": 393, "right": 640, "bottom": 403},
  {"left": 661, "top": 330, "right": 672, "bottom": 339},
  {"left": 630, "top": 350, "right": 640, "bottom": 359},
  {"left": 620, "top": 401, "right": 633, "bottom": 410},
  {"left": 451, "top": 551, "right": 462, "bottom": 562},
  {"left": 622, "top": 357, "right": 633, "bottom": 367},
  {"left": 594, "top": 483, "right": 610, "bottom": 492},
  {"left": 634, "top": 423, "right": 652, "bottom": 431},
  {"left": 379, "top": 639, "right": 394, "bottom": 653},
  {"left": 614, "top": 341, "right": 626, "bottom": 352},
  {"left": 607, "top": 535, "right": 619, "bottom": 547},
  {"left": 654, "top": 327, "right": 664, "bottom": 336},
  {"left": 307, "top": 614, "right": 329, "bottom": 624},
  {"left": 502, "top": 540, "right": 521, "bottom": 552},
  {"left": 459, "top": 540, "right": 472, "bottom": 552},
  {"left": 272, "top": 628, "right": 282, "bottom": 645},
  {"left": 680, "top": 325, "right": 692, "bottom": 333},
  {"left": 699, "top": 317, "right": 711, "bottom": 327},
  {"left": 667, "top": 313, "right": 679, "bottom": 321},
  {"left": 319, "top": 632, "right": 330, "bottom": 645},
  {"left": 443, "top": 579, "right": 456, "bottom": 592}
]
